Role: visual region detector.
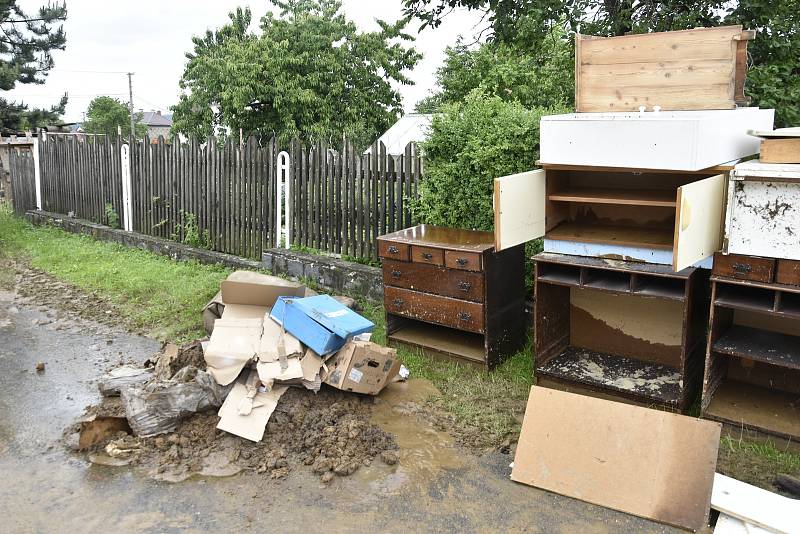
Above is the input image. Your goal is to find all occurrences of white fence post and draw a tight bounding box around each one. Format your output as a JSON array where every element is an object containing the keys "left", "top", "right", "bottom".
[
  {"left": 120, "top": 143, "right": 133, "bottom": 231},
  {"left": 33, "top": 133, "right": 42, "bottom": 210},
  {"left": 277, "top": 151, "right": 291, "bottom": 248}
]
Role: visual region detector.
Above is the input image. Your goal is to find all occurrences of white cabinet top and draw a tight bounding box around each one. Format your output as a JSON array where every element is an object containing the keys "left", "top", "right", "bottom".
[{"left": 733, "top": 160, "right": 800, "bottom": 180}]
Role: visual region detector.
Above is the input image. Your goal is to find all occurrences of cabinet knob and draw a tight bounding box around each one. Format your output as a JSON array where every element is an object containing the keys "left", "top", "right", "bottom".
[
  {"left": 391, "top": 270, "right": 401, "bottom": 278},
  {"left": 422, "top": 252, "right": 433, "bottom": 260},
  {"left": 458, "top": 281, "right": 471, "bottom": 291},
  {"left": 456, "top": 258, "right": 468, "bottom": 266},
  {"left": 388, "top": 245, "right": 399, "bottom": 254},
  {"left": 392, "top": 298, "right": 404, "bottom": 307},
  {"left": 458, "top": 312, "right": 471, "bottom": 321}
]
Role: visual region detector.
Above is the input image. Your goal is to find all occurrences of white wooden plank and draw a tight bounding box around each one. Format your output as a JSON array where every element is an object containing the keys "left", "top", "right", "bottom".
[
  {"left": 711, "top": 473, "right": 800, "bottom": 534},
  {"left": 714, "top": 513, "right": 773, "bottom": 534},
  {"left": 493, "top": 169, "right": 545, "bottom": 251},
  {"left": 674, "top": 173, "right": 726, "bottom": 271}
]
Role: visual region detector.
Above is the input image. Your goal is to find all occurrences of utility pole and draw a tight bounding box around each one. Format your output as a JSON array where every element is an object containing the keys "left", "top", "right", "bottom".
[{"left": 127, "top": 72, "right": 135, "bottom": 140}]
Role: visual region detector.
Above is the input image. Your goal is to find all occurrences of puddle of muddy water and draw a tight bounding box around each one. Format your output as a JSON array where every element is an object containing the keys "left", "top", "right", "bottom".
[{"left": 360, "top": 379, "right": 466, "bottom": 489}]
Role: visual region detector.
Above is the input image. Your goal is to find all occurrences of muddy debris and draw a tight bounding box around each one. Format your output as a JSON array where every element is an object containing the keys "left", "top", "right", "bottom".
[
  {"left": 74, "top": 386, "right": 398, "bottom": 483},
  {"left": 35, "top": 361, "right": 45, "bottom": 372}
]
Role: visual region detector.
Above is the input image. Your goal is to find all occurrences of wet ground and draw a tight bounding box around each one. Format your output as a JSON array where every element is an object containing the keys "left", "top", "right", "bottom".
[{"left": 0, "top": 278, "right": 680, "bottom": 533}]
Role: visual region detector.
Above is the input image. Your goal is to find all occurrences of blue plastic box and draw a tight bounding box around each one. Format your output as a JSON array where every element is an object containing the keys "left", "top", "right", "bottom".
[{"left": 270, "top": 295, "right": 374, "bottom": 355}]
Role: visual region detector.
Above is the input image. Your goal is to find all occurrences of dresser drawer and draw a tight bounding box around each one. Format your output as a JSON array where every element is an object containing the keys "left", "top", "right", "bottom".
[
  {"left": 713, "top": 252, "right": 775, "bottom": 283},
  {"left": 776, "top": 260, "right": 800, "bottom": 286},
  {"left": 382, "top": 260, "right": 485, "bottom": 302},
  {"left": 445, "top": 250, "right": 482, "bottom": 271},
  {"left": 384, "top": 286, "right": 485, "bottom": 334},
  {"left": 378, "top": 240, "right": 410, "bottom": 261},
  {"left": 411, "top": 245, "right": 444, "bottom": 266}
]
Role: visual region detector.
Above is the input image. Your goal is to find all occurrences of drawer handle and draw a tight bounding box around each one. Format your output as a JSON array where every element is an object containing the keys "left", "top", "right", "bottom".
[
  {"left": 422, "top": 252, "right": 433, "bottom": 260},
  {"left": 456, "top": 258, "right": 469, "bottom": 266},
  {"left": 392, "top": 298, "right": 404, "bottom": 307},
  {"left": 388, "top": 246, "right": 399, "bottom": 254},
  {"left": 733, "top": 263, "right": 752, "bottom": 275},
  {"left": 391, "top": 270, "right": 401, "bottom": 278},
  {"left": 458, "top": 312, "right": 471, "bottom": 321},
  {"left": 458, "top": 281, "right": 471, "bottom": 291}
]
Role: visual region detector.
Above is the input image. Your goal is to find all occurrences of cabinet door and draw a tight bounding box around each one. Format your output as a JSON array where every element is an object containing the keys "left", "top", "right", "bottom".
[
  {"left": 493, "top": 169, "right": 546, "bottom": 251},
  {"left": 674, "top": 173, "right": 726, "bottom": 271}
]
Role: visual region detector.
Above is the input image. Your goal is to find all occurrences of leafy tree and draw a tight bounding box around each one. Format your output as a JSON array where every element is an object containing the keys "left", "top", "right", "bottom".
[
  {"left": 415, "top": 23, "right": 573, "bottom": 112},
  {"left": 82, "top": 96, "right": 147, "bottom": 138},
  {"left": 404, "top": 0, "right": 800, "bottom": 126},
  {"left": 172, "top": 1, "right": 422, "bottom": 146},
  {"left": 0, "top": 1, "right": 68, "bottom": 132}
]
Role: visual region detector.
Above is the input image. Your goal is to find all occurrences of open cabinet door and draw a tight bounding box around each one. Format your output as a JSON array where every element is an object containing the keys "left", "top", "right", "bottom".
[
  {"left": 494, "top": 169, "right": 546, "bottom": 251},
  {"left": 673, "top": 173, "right": 726, "bottom": 271}
]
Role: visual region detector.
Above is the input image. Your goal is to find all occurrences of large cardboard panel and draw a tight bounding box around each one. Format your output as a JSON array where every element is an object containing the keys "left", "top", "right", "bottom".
[
  {"left": 674, "top": 173, "right": 725, "bottom": 271},
  {"left": 203, "top": 318, "right": 262, "bottom": 386},
  {"left": 493, "top": 169, "right": 546, "bottom": 251},
  {"left": 511, "top": 387, "right": 721, "bottom": 531},
  {"left": 220, "top": 270, "right": 305, "bottom": 307},
  {"left": 217, "top": 376, "right": 288, "bottom": 442}
]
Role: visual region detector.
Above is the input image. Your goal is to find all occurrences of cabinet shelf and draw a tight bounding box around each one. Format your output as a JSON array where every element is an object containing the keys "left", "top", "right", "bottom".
[
  {"left": 547, "top": 222, "right": 675, "bottom": 250},
  {"left": 713, "top": 327, "right": 800, "bottom": 370},
  {"left": 548, "top": 187, "right": 677, "bottom": 207}
]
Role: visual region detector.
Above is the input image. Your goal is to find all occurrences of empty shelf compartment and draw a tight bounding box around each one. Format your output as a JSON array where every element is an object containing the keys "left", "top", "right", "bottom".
[
  {"left": 388, "top": 320, "right": 486, "bottom": 364},
  {"left": 778, "top": 292, "right": 800, "bottom": 317},
  {"left": 704, "top": 380, "right": 800, "bottom": 440},
  {"left": 583, "top": 269, "right": 631, "bottom": 292},
  {"left": 548, "top": 187, "right": 677, "bottom": 207},
  {"left": 713, "top": 326, "right": 800, "bottom": 370},
  {"left": 632, "top": 274, "right": 686, "bottom": 300},
  {"left": 547, "top": 222, "right": 674, "bottom": 250},
  {"left": 537, "top": 262, "right": 581, "bottom": 286},
  {"left": 536, "top": 346, "right": 681, "bottom": 406},
  {"left": 715, "top": 283, "right": 776, "bottom": 314}
]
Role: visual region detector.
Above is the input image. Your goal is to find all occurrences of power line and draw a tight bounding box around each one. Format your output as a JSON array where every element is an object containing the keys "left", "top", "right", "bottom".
[{"left": 48, "top": 69, "right": 129, "bottom": 74}]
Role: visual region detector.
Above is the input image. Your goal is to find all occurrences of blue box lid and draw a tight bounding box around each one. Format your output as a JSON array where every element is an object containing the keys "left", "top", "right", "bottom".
[{"left": 288, "top": 294, "right": 373, "bottom": 338}]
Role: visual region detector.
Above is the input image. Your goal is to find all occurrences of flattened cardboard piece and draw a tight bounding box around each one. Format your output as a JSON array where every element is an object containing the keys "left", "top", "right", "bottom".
[
  {"left": 711, "top": 473, "right": 800, "bottom": 534},
  {"left": 256, "top": 358, "right": 304, "bottom": 383},
  {"left": 300, "top": 348, "right": 324, "bottom": 381},
  {"left": 511, "top": 386, "right": 721, "bottom": 532},
  {"left": 258, "top": 316, "right": 303, "bottom": 363},
  {"left": 323, "top": 341, "right": 401, "bottom": 395},
  {"left": 221, "top": 303, "right": 270, "bottom": 321},
  {"left": 220, "top": 270, "right": 305, "bottom": 307},
  {"left": 203, "top": 318, "right": 262, "bottom": 386},
  {"left": 202, "top": 291, "right": 225, "bottom": 335},
  {"left": 217, "top": 373, "right": 288, "bottom": 442}
]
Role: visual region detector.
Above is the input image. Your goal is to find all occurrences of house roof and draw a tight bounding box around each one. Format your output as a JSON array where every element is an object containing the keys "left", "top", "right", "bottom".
[
  {"left": 366, "top": 113, "right": 433, "bottom": 155},
  {"left": 139, "top": 111, "right": 172, "bottom": 127}
]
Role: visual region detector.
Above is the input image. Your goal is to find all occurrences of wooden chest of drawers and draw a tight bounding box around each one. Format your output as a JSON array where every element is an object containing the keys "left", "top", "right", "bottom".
[{"left": 378, "top": 225, "right": 525, "bottom": 370}]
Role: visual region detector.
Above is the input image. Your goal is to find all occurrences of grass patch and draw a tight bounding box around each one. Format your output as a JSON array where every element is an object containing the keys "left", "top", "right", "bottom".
[{"left": 0, "top": 206, "right": 231, "bottom": 342}]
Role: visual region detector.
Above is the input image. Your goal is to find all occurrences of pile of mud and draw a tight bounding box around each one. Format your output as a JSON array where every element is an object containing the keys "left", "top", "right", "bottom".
[{"left": 76, "top": 386, "right": 399, "bottom": 483}]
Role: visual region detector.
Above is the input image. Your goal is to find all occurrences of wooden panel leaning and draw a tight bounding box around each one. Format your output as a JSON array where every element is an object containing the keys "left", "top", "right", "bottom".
[
  {"left": 378, "top": 224, "right": 526, "bottom": 371},
  {"left": 575, "top": 26, "right": 752, "bottom": 112},
  {"left": 533, "top": 252, "right": 710, "bottom": 412}
]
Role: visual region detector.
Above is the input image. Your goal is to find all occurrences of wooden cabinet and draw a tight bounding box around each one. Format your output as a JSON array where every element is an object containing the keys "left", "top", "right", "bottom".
[
  {"left": 724, "top": 161, "right": 800, "bottom": 261},
  {"left": 493, "top": 164, "right": 732, "bottom": 271},
  {"left": 701, "top": 275, "right": 800, "bottom": 440},
  {"left": 712, "top": 252, "right": 776, "bottom": 283},
  {"left": 378, "top": 224, "right": 525, "bottom": 371},
  {"left": 533, "top": 252, "right": 709, "bottom": 411}
]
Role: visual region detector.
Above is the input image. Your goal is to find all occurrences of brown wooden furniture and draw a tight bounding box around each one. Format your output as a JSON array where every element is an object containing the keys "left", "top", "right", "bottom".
[
  {"left": 533, "top": 252, "right": 709, "bottom": 411},
  {"left": 712, "top": 252, "right": 776, "bottom": 284},
  {"left": 701, "top": 275, "right": 800, "bottom": 440},
  {"left": 378, "top": 225, "right": 526, "bottom": 370},
  {"left": 776, "top": 260, "right": 800, "bottom": 286}
]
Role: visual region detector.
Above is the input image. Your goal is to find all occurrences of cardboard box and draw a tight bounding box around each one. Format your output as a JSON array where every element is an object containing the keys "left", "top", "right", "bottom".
[
  {"left": 270, "top": 295, "right": 374, "bottom": 356},
  {"left": 323, "top": 341, "right": 401, "bottom": 395},
  {"left": 220, "top": 271, "right": 306, "bottom": 307},
  {"left": 511, "top": 386, "right": 721, "bottom": 531}
]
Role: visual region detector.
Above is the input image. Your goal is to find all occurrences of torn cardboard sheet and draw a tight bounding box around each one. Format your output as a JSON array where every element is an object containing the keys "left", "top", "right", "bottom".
[
  {"left": 203, "top": 318, "right": 261, "bottom": 386},
  {"left": 217, "top": 371, "right": 288, "bottom": 442},
  {"left": 511, "top": 386, "right": 721, "bottom": 532},
  {"left": 256, "top": 358, "right": 304, "bottom": 384},
  {"left": 221, "top": 304, "right": 270, "bottom": 321},
  {"left": 324, "top": 341, "right": 401, "bottom": 395},
  {"left": 300, "top": 348, "right": 324, "bottom": 381},
  {"left": 202, "top": 291, "right": 225, "bottom": 335},
  {"left": 258, "top": 316, "right": 302, "bottom": 362},
  {"left": 220, "top": 270, "right": 305, "bottom": 307}
]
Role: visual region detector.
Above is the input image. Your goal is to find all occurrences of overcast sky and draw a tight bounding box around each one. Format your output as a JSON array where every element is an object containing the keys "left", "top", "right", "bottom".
[{"left": 4, "top": 0, "right": 485, "bottom": 123}]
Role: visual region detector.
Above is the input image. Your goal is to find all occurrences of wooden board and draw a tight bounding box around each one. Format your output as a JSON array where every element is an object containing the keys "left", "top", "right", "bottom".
[
  {"left": 548, "top": 187, "right": 676, "bottom": 207},
  {"left": 548, "top": 221, "right": 674, "bottom": 249},
  {"left": 713, "top": 513, "right": 772, "bottom": 534},
  {"left": 712, "top": 252, "right": 776, "bottom": 283},
  {"left": 387, "top": 321, "right": 485, "bottom": 363},
  {"left": 493, "top": 169, "right": 545, "bottom": 251},
  {"left": 705, "top": 380, "right": 800, "bottom": 440},
  {"left": 713, "top": 326, "right": 800, "bottom": 370},
  {"left": 760, "top": 138, "right": 800, "bottom": 164},
  {"left": 511, "top": 387, "right": 721, "bottom": 531},
  {"left": 575, "top": 26, "right": 743, "bottom": 112},
  {"left": 674, "top": 173, "right": 726, "bottom": 271},
  {"left": 711, "top": 473, "right": 800, "bottom": 534}
]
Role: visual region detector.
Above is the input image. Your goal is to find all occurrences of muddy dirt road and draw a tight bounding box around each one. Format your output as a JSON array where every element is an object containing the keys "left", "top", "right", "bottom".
[{"left": 0, "top": 279, "right": 678, "bottom": 533}]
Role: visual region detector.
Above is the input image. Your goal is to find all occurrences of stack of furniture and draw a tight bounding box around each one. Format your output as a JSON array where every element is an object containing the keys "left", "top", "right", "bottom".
[
  {"left": 492, "top": 26, "right": 775, "bottom": 411},
  {"left": 701, "top": 162, "right": 800, "bottom": 439},
  {"left": 377, "top": 225, "right": 525, "bottom": 371}
]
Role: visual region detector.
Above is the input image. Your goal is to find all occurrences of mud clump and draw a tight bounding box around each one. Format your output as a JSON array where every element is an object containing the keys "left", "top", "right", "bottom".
[{"left": 81, "top": 386, "right": 398, "bottom": 483}]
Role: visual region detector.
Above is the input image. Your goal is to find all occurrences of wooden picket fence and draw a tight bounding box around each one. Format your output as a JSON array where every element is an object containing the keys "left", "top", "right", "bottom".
[
  {"left": 8, "top": 147, "right": 37, "bottom": 216},
  {"left": 28, "top": 133, "right": 422, "bottom": 261}
]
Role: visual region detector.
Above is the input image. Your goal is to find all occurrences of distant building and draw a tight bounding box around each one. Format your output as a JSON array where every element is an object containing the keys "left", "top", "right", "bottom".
[
  {"left": 139, "top": 110, "right": 172, "bottom": 139},
  {"left": 365, "top": 113, "right": 433, "bottom": 156}
]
